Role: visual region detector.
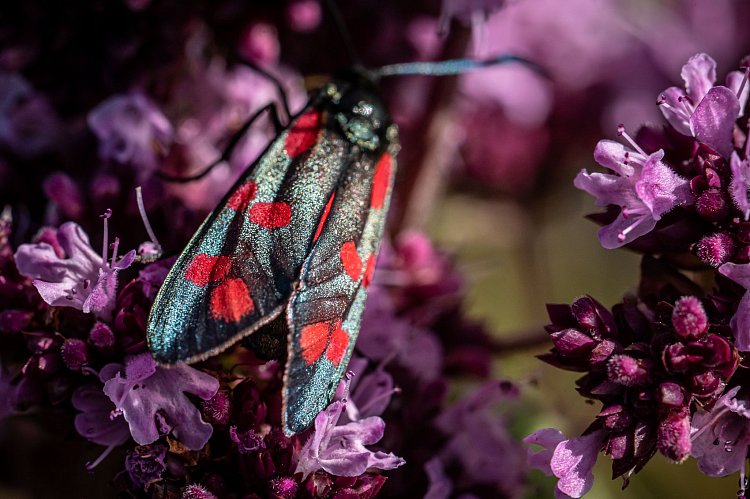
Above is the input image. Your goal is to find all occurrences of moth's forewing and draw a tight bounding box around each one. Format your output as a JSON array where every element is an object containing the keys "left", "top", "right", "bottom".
[
  {"left": 283, "top": 85, "right": 399, "bottom": 435},
  {"left": 147, "top": 102, "right": 347, "bottom": 365}
]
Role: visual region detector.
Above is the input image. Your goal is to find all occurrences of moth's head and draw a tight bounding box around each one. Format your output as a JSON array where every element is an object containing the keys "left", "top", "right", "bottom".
[{"left": 325, "top": 70, "right": 390, "bottom": 151}]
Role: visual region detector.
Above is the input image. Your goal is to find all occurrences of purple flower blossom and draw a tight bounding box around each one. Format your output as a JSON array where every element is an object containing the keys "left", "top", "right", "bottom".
[
  {"left": 691, "top": 386, "right": 750, "bottom": 477},
  {"left": 14, "top": 221, "right": 136, "bottom": 319},
  {"left": 88, "top": 93, "right": 173, "bottom": 177},
  {"left": 719, "top": 262, "right": 750, "bottom": 351},
  {"left": 295, "top": 400, "right": 405, "bottom": 479},
  {"left": 434, "top": 381, "right": 525, "bottom": 495},
  {"left": 358, "top": 288, "right": 443, "bottom": 381},
  {"left": 102, "top": 353, "right": 219, "bottom": 450},
  {"left": 525, "top": 429, "right": 606, "bottom": 498},
  {"left": 574, "top": 133, "right": 693, "bottom": 249},
  {"left": 72, "top": 383, "right": 130, "bottom": 447},
  {"left": 658, "top": 53, "right": 746, "bottom": 158},
  {"left": 0, "top": 71, "right": 59, "bottom": 158}
]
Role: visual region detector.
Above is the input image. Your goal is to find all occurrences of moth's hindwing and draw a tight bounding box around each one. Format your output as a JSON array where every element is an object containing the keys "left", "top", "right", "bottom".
[
  {"left": 283, "top": 118, "right": 398, "bottom": 435},
  {"left": 147, "top": 101, "right": 348, "bottom": 364}
]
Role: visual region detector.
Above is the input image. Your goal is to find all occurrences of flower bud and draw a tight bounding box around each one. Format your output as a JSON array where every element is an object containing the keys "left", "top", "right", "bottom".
[
  {"left": 89, "top": 322, "right": 116, "bottom": 354},
  {"left": 269, "top": 476, "right": 299, "bottom": 499},
  {"left": 695, "top": 232, "right": 735, "bottom": 267},
  {"left": 61, "top": 338, "right": 89, "bottom": 370},
  {"left": 201, "top": 389, "right": 232, "bottom": 426},
  {"left": 671, "top": 296, "right": 708, "bottom": 340},
  {"left": 657, "top": 410, "right": 691, "bottom": 462},
  {"left": 550, "top": 328, "right": 596, "bottom": 358},
  {"left": 607, "top": 354, "right": 652, "bottom": 387},
  {"left": 695, "top": 188, "right": 729, "bottom": 221},
  {"left": 182, "top": 484, "right": 217, "bottom": 499}
]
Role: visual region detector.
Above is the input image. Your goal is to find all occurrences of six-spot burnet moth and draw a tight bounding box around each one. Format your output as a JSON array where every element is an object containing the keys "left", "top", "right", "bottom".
[{"left": 146, "top": 28, "right": 544, "bottom": 436}]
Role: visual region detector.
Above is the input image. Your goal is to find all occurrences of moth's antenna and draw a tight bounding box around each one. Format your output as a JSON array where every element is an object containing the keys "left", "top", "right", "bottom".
[
  {"left": 323, "top": 0, "right": 361, "bottom": 66},
  {"left": 374, "top": 54, "right": 549, "bottom": 79}
]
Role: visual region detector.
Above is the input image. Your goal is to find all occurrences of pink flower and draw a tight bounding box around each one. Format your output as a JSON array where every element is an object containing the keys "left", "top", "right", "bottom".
[
  {"left": 103, "top": 353, "right": 219, "bottom": 450},
  {"left": 525, "top": 428, "right": 606, "bottom": 498},
  {"left": 14, "top": 221, "right": 135, "bottom": 319},
  {"left": 658, "top": 53, "right": 747, "bottom": 158},
  {"left": 88, "top": 93, "right": 173, "bottom": 178},
  {"left": 295, "top": 400, "right": 405, "bottom": 479},
  {"left": 690, "top": 387, "right": 750, "bottom": 477},
  {"left": 575, "top": 131, "right": 693, "bottom": 249},
  {"left": 0, "top": 72, "right": 59, "bottom": 158}
]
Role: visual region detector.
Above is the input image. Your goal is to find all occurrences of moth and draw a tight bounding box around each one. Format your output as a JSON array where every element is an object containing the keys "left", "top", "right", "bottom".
[
  {"left": 147, "top": 68, "right": 398, "bottom": 435},
  {"left": 145, "top": 41, "right": 543, "bottom": 434}
]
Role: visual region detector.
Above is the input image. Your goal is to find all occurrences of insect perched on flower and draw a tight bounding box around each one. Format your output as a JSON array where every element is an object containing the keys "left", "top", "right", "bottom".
[
  {"left": 146, "top": 16, "right": 542, "bottom": 436},
  {"left": 147, "top": 67, "right": 400, "bottom": 435}
]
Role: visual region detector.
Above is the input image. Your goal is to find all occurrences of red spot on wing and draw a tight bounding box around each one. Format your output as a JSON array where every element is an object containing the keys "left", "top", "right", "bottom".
[
  {"left": 370, "top": 153, "right": 392, "bottom": 209},
  {"left": 340, "top": 241, "right": 362, "bottom": 281},
  {"left": 185, "top": 254, "right": 231, "bottom": 286},
  {"left": 227, "top": 181, "right": 257, "bottom": 211},
  {"left": 313, "top": 193, "right": 335, "bottom": 242},
  {"left": 300, "top": 321, "right": 330, "bottom": 365},
  {"left": 326, "top": 323, "right": 349, "bottom": 367},
  {"left": 285, "top": 109, "right": 321, "bottom": 158},
  {"left": 249, "top": 202, "right": 292, "bottom": 228},
  {"left": 209, "top": 278, "right": 255, "bottom": 322},
  {"left": 362, "top": 254, "right": 376, "bottom": 288}
]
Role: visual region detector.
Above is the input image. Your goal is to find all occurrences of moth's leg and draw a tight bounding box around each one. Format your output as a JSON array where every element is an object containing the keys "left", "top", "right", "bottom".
[
  {"left": 234, "top": 56, "right": 292, "bottom": 127},
  {"left": 156, "top": 102, "right": 283, "bottom": 183}
]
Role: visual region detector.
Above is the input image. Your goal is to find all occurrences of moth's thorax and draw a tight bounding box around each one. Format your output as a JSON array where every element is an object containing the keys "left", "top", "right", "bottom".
[{"left": 322, "top": 76, "right": 395, "bottom": 152}]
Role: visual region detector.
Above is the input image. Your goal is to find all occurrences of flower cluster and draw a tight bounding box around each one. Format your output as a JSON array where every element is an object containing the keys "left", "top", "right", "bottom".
[{"left": 527, "top": 53, "right": 750, "bottom": 497}]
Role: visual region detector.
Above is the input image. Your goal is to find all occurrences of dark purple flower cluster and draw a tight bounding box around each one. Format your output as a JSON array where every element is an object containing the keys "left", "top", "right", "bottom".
[{"left": 527, "top": 53, "right": 750, "bottom": 497}]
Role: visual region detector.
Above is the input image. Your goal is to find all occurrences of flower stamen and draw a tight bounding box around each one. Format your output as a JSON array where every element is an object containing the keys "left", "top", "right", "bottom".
[
  {"left": 136, "top": 186, "right": 162, "bottom": 254},
  {"left": 617, "top": 124, "right": 647, "bottom": 156},
  {"left": 99, "top": 209, "right": 112, "bottom": 269},
  {"left": 110, "top": 237, "right": 120, "bottom": 268}
]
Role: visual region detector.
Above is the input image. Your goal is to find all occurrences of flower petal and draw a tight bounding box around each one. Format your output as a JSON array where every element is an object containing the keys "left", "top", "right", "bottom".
[
  {"left": 658, "top": 87, "right": 692, "bottom": 136},
  {"left": 550, "top": 430, "right": 605, "bottom": 498},
  {"left": 691, "top": 387, "right": 750, "bottom": 477},
  {"left": 524, "top": 428, "right": 566, "bottom": 475},
  {"left": 681, "top": 53, "right": 717, "bottom": 103},
  {"left": 103, "top": 353, "right": 219, "bottom": 450},
  {"left": 592, "top": 140, "right": 634, "bottom": 177},
  {"left": 691, "top": 86, "right": 740, "bottom": 158}
]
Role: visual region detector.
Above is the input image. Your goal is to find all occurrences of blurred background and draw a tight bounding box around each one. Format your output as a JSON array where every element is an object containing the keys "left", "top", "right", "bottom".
[{"left": 1, "top": 0, "right": 750, "bottom": 497}]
